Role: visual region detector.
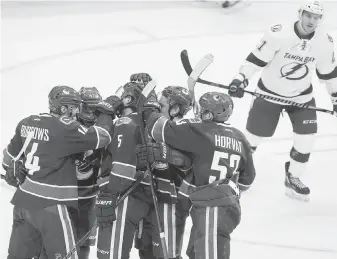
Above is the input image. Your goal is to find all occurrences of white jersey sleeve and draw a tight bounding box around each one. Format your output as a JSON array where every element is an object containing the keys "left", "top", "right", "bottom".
[
  {"left": 239, "top": 24, "right": 282, "bottom": 79},
  {"left": 316, "top": 33, "right": 337, "bottom": 96}
]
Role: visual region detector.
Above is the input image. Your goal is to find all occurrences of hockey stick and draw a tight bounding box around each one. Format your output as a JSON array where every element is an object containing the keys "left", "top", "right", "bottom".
[
  {"left": 182, "top": 49, "right": 214, "bottom": 111},
  {"left": 137, "top": 80, "right": 170, "bottom": 259},
  {"left": 1, "top": 131, "right": 34, "bottom": 180},
  {"left": 181, "top": 50, "right": 336, "bottom": 116},
  {"left": 62, "top": 170, "right": 150, "bottom": 259}
]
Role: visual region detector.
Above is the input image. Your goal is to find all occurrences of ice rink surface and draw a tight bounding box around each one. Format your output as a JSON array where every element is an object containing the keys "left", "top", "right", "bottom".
[{"left": 1, "top": 1, "right": 337, "bottom": 258}]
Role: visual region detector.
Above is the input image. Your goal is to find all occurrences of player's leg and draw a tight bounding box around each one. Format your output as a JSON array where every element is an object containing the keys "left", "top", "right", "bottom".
[
  {"left": 152, "top": 202, "right": 177, "bottom": 259},
  {"left": 246, "top": 97, "right": 284, "bottom": 151},
  {"left": 107, "top": 187, "right": 151, "bottom": 259},
  {"left": 33, "top": 204, "right": 78, "bottom": 259},
  {"left": 189, "top": 204, "right": 241, "bottom": 259},
  {"left": 285, "top": 98, "right": 317, "bottom": 200},
  {"left": 134, "top": 210, "right": 156, "bottom": 259},
  {"left": 76, "top": 199, "right": 97, "bottom": 259},
  {"left": 7, "top": 206, "right": 42, "bottom": 259}
]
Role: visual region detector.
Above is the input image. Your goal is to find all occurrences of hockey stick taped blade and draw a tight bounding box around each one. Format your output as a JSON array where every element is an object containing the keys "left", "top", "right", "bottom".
[{"left": 187, "top": 53, "right": 214, "bottom": 97}]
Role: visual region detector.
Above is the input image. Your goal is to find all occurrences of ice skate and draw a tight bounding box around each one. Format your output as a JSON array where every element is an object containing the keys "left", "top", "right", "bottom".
[{"left": 284, "top": 162, "right": 310, "bottom": 201}]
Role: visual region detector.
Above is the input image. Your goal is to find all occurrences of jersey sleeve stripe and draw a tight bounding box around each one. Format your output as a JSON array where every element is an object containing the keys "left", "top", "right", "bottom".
[
  {"left": 246, "top": 53, "right": 268, "bottom": 67},
  {"left": 151, "top": 116, "right": 168, "bottom": 142},
  {"left": 93, "top": 126, "right": 112, "bottom": 149},
  {"left": 316, "top": 66, "right": 337, "bottom": 80}
]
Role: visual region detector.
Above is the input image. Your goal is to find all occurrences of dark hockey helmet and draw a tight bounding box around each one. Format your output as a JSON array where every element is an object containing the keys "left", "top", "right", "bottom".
[
  {"left": 160, "top": 86, "right": 192, "bottom": 117},
  {"left": 78, "top": 87, "right": 102, "bottom": 125},
  {"left": 120, "top": 82, "right": 144, "bottom": 110},
  {"left": 130, "top": 73, "right": 152, "bottom": 87},
  {"left": 48, "top": 85, "right": 81, "bottom": 115},
  {"left": 198, "top": 92, "right": 234, "bottom": 122}
]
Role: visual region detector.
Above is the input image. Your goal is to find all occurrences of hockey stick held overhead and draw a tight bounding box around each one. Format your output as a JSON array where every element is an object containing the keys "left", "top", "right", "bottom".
[{"left": 181, "top": 50, "right": 336, "bottom": 116}]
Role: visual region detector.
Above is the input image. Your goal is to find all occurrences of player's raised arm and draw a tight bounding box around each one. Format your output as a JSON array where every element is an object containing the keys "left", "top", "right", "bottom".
[{"left": 316, "top": 34, "right": 337, "bottom": 113}]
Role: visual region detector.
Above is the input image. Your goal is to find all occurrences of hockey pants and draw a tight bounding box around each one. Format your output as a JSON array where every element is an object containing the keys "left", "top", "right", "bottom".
[{"left": 186, "top": 203, "right": 241, "bottom": 259}]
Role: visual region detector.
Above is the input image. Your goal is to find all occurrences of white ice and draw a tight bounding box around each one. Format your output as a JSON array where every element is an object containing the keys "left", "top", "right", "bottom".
[{"left": 1, "top": 1, "right": 337, "bottom": 259}]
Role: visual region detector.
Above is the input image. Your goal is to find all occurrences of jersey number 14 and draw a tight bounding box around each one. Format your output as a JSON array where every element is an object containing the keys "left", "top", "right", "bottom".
[{"left": 25, "top": 142, "right": 41, "bottom": 175}]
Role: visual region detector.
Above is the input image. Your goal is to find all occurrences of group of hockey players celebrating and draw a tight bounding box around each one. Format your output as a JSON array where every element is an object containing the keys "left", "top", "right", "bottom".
[{"left": 1, "top": 1, "right": 337, "bottom": 259}]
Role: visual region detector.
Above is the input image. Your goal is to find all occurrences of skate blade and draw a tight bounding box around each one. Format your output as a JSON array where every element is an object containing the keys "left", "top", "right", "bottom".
[{"left": 285, "top": 187, "right": 310, "bottom": 202}]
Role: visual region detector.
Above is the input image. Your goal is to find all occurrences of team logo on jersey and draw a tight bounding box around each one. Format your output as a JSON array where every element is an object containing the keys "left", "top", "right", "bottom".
[
  {"left": 270, "top": 24, "right": 282, "bottom": 32},
  {"left": 115, "top": 117, "right": 132, "bottom": 126},
  {"left": 280, "top": 62, "right": 309, "bottom": 80}
]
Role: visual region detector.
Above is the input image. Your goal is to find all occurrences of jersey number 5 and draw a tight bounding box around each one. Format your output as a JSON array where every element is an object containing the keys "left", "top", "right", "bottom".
[
  {"left": 25, "top": 142, "right": 41, "bottom": 175},
  {"left": 209, "top": 151, "right": 241, "bottom": 183}
]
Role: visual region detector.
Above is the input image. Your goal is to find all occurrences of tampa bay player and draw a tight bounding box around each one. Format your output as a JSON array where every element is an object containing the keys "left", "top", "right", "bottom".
[{"left": 228, "top": 0, "right": 337, "bottom": 201}]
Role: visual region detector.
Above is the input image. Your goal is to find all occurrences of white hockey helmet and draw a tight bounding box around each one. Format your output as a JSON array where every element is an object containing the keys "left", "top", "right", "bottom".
[{"left": 299, "top": 0, "right": 324, "bottom": 18}]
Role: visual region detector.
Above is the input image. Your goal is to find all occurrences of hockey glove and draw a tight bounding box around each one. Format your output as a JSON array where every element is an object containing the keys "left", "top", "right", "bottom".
[
  {"left": 105, "top": 95, "right": 123, "bottom": 118},
  {"left": 4, "top": 160, "right": 28, "bottom": 187},
  {"left": 228, "top": 73, "right": 248, "bottom": 98},
  {"left": 136, "top": 142, "right": 192, "bottom": 170},
  {"left": 95, "top": 191, "right": 117, "bottom": 228},
  {"left": 130, "top": 73, "right": 152, "bottom": 87},
  {"left": 87, "top": 101, "right": 115, "bottom": 118}
]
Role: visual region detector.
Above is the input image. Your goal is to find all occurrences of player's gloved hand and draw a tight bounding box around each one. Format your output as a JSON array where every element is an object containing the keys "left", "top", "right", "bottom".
[
  {"left": 130, "top": 73, "right": 152, "bottom": 87},
  {"left": 95, "top": 191, "right": 117, "bottom": 228},
  {"left": 87, "top": 101, "right": 115, "bottom": 117},
  {"left": 136, "top": 142, "right": 192, "bottom": 170},
  {"left": 4, "top": 160, "right": 28, "bottom": 187},
  {"left": 105, "top": 95, "right": 123, "bottom": 118},
  {"left": 228, "top": 73, "right": 248, "bottom": 98}
]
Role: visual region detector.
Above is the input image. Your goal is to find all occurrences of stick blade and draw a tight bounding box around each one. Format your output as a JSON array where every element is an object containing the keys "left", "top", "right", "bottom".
[{"left": 180, "top": 49, "right": 193, "bottom": 76}]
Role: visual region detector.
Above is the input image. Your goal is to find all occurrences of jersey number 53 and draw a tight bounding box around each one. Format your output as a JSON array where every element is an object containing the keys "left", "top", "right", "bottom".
[{"left": 209, "top": 151, "right": 241, "bottom": 183}]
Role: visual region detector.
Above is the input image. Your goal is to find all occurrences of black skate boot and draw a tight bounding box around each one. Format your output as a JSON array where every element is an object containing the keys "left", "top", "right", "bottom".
[{"left": 284, "top": 161, "right": 310, "bottom": 201}]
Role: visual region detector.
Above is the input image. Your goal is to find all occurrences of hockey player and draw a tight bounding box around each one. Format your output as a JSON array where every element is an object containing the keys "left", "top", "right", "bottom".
[
  {"left": 228, "top": 0, "right": 337, "bottom": 200},
  {"left": 134, "top": 85, "right": 194, "bottom": 259},
  {"left": 95, "top": 81, "right": 161, "bottom": 259},
  {"left": 72, "top": 86, "right": 105, "bottom": 259},
  {"left": 2, "top": 85, "right": 114, "bottom": 259},
  {"left": 144, "top": 91, "right": 256, "bottom": 259}
]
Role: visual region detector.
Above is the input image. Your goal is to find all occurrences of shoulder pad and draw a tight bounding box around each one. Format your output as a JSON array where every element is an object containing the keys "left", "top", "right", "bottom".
[
  {"left": 59, "top": 116, "right": 77, "bottom": 125},
  {"left": 175, "top": 118, "right": 202, "bottom": 125},
  {"left": 270, "top": 24, "right": 282, "bottom": 33},
  {"left": 115, "top": 117, "right": 133, "bottom": 127},
  {"left": 327, "top": 33, "right": 334, "bottom": 43}
]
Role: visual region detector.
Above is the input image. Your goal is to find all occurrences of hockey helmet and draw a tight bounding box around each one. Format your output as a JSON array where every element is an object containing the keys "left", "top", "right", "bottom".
[
  {"left": 160, "top": 86, "right": 193, "bottom": 117},
  {"left": 48, "top": 85, "right": 81, "bottom": 115},
  {"left": 78, "top": 87, "right": 102, "bottom": 125},
  {"left": 299, "top": 0, "right": 324, "bottom": 18},
  {"left": 120, "top": 82, "right": 144, "bottom": 110},
  {"left": 198, "top": 92, "right": 234, "bottom": 123}
]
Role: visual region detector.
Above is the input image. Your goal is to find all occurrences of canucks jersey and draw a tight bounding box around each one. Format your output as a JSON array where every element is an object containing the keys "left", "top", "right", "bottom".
[
  {"left": 146, "top": 114, "right": 256, "bottom": 196},
  {"left": 240, "top": 22, "right": 337, "bottom": 104},
  {"left": 2, "top": 113, "right": 112, "bottom": 209}
]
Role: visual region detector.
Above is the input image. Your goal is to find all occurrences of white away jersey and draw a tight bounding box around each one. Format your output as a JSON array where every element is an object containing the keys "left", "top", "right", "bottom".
[{"left": 243, "top": 22, "right": 336, "bottom": 104}]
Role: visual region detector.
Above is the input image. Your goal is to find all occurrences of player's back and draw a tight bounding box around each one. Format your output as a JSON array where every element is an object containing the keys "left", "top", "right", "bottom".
[
  {"left": 187, "top": 121, "right": 251, "bottom": 187},
  {"left": 8, "top": 113, "right": 109, "bottom": 209}
]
